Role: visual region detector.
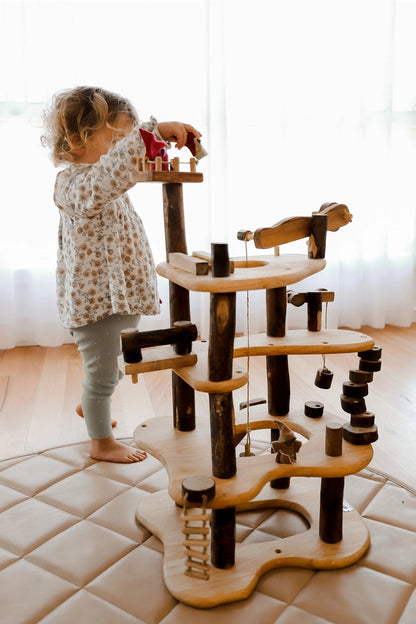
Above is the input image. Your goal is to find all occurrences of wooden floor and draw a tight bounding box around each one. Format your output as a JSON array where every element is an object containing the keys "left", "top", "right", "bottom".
[{"left": 0, "top": 325, "right": 415, "bottom": 492}]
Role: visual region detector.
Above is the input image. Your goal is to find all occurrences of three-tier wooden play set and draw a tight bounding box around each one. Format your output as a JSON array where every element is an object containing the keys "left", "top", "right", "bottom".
[{"left": 119, "top": 145, "right": 381, "bottom": 608}]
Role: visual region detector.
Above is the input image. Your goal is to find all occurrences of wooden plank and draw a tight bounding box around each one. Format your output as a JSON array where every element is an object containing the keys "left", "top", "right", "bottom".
[
  {"left": 192, "top": 251, "right": 235, "bottom": 273},
  {"left": 119, "top": 347, "right": 197, "bottom": 376},
  {"left": 233, "top": 329, "right": 374, "bottom": 356},
  {"left": 169, "top": 252, "right": 209, "bottom": 276},
  {"left": 136, "top": 171, "right": 203, "bottom": 183},
  {"left": 253, "top": 204, "right": 352, "bottom": 250}
]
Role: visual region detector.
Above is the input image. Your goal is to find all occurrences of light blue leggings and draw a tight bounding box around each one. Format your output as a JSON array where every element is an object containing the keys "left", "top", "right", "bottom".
[{"left": 71, "top": 314, "right": 140, "bottom": 439}]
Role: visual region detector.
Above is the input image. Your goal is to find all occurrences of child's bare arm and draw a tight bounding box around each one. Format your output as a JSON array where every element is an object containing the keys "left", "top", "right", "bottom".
[{"left": 157, "top": 121, "right": 201, "bottom": 149}]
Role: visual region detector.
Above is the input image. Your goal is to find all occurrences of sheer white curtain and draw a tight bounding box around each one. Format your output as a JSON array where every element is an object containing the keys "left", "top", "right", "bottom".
[{"left": 0, "top": 0, "right": 415, "bottom": 349}]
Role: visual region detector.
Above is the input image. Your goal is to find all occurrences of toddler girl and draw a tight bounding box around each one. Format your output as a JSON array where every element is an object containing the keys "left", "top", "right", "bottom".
[{"left": 42, "top": 86, "right": 201, "bottom": 463}]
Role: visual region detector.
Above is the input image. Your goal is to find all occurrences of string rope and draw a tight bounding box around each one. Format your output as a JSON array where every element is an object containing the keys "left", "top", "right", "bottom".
[
  {"left": 322, "top": 300, "right": 329, "bottom": 368},
  {"left": 244, "top": 240, "right": 251, "bottom": 455}
]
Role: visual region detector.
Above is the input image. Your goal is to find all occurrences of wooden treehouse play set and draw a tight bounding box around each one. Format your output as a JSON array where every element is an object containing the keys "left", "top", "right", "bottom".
[{"left": 119, "top": 136, "right": 381, "bottom": 608}]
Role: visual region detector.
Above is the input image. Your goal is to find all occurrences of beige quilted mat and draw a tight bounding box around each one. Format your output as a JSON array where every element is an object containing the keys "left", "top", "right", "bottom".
[{"left": 1, "top": 437, "right": 415, "bottom": 624}]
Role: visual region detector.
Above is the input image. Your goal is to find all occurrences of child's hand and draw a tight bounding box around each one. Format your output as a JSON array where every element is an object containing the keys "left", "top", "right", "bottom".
[{"left": 157, "top": 122, "right": 201, "bottom": 150}]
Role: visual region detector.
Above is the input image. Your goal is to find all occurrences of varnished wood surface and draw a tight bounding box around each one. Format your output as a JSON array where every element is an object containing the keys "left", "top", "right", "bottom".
[
  {"left": 157, "top": 254, "right": 326, "bottom": 292},
  {"left": 133, "top": 410, "right": 373, "bottom": 508},
  {"left": 137, "top": 482, "right": 370, "bottom": 608},
  {"left": 0, "top": 324, "right": 415, "bottom": 493}
]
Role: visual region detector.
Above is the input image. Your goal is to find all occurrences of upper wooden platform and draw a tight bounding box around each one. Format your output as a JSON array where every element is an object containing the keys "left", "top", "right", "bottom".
[
  {"left": 136, "top": 171, "right": 203, "bottom": 183},
  {"left": 158, "top": 254, "right": 326, "bottom": 293}
]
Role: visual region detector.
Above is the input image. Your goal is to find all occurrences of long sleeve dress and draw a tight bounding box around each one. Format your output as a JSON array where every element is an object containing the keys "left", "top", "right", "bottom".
[{"left": 53, "top": 120, "right": 161, "bottom": 329}]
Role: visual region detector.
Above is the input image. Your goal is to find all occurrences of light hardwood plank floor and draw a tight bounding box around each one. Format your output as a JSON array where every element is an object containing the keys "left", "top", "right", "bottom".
[{"left": 0, "top": 325, "right": 415, "bottom": 491}]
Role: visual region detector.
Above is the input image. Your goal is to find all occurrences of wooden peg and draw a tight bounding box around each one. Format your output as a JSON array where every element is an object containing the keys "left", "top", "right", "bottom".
[
  {"left": 307, "top": 291, "right": 323, "bottom": 331},
  {"left": 350, "top": 411, "right": 375, "bottom": 427},
  {"left": 239, "top": 397, "right": 267, "bottom": 410},
  {"left": 190, "top": 157, "right": 196, "bottom": 173},
  {"left": 358, "top": 359, "right": 382, "bottom": 372},
  {"left": 171, "top": 157, "right": 180, "bottom": 172},
  {"left": 315, "top": 367, "right": 334, "bottom": 389},
  {"left": 358, "top": 346, "right": 382, "bottom": 361},
  {"left": 343, "top": 423, "right": 378, "bottom": 445},
  {"left": 237, "top": 230, "right": 254, "bottom": 242},
  {"left": 120, "top": 328, "right": 142, "bottom": 363},
  {"left": 349, "top": 368, "right": 373, "bottom": 384},
  {"left": 308, "top": 213, "right": 328, "bottom": 259},
  {"left": 325, "top": 422, "right": 343, "bottom": 457},
  {"left": 182, "top": 475, "right": 216, "bottom": 504},
  {"left": 121, "top": 322, "right": 198, "bottom": 361},
  {"left": 320, "top": 477, "right": 344, "bottom": 543},
  {"left": 211, "top": 243, "right": 230, "bottom": 277},
  {"left": 304, "top": 401, "right": 324, "bottom": 418},
  {"left": 342, "top": 380, "right": 368, "bottom": 398},
  {"left": 340, "top": 394, "right": 367, "bottom": 415}
]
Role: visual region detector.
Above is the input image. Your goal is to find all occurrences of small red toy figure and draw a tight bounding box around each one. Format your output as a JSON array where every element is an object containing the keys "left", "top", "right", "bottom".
[
  {"left": 185, "top": 132, "right": 208, "bottom": 160},
  {"left": 139, "top": 128, "right": 169, "bottom": 170}
]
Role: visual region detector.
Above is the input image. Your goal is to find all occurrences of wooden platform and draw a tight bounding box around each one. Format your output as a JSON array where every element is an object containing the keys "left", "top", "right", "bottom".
[
  {"left": 136, "top": 171, "right": 203, "bottom": 183},
  {"left": 137, "top": 479, "right": 370, "bottom": 608},
  {"left": 133, "top": 408, "right": 373, "bottom": 509},
  {"left": 120, "top": 330, "right": 374, "bottom": 393},
  {"left": 157, "top": 254, "right": 326, "bottom": 292}
]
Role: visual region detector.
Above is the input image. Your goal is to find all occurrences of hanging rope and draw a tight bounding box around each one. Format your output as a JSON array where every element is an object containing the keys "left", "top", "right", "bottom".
[
  {"left": 243, "top": 240, "right": 252, "bottom": 456},
  {"left": 321, "top": 300, "right": 329, "bottom": 369}
]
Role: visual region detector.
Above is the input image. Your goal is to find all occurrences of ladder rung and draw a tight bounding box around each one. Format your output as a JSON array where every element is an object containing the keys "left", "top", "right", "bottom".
[
  {"left": 184, "top": 548, "right": 210, "bottom": 562},
  {"left": 186, "top": 558, "right": 210, "bottom": 571},
  {"left": 183, "top": 538, "right": 210, "bottom": 548}
]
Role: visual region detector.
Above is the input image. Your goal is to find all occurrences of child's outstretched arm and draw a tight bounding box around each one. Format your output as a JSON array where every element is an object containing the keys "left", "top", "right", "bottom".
[{"left": 157, "top": 122, "right": 201, "bottom": 149}]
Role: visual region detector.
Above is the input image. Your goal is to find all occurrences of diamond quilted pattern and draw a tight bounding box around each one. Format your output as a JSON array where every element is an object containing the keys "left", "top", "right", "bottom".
[
  {"left": 26, "top": 520, "right": 137, "bottom": 586},
  {"left": 0, "top": 498, "right": 78, "bottom": 556},
  {"left": 0, "top": 559, "right": 77, "bottom": 624},
  {"left": 292, "top": 566, "right": 413, "bottom": 624},
  {"left": 0, "top": 454, "right": 77, "bottom": 496},
  {"left": 0, "top": 441, "right": 415, "bottom": 624},
  {"left": 35, "top": 470, "right": 128, "bottom": 517},
  {"left": 39, "top": 590, "right": 141, "bottom": 624}
]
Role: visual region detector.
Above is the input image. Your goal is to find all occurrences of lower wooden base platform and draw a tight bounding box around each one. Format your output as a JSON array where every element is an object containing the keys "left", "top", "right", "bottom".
[{"left": 136, "top": 477, "right": 370, "bottom": 608}]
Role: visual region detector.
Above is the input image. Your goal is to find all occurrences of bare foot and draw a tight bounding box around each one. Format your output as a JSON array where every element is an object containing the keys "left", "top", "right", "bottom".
[
  {"left": 90, "top": 436, "right": 147, "bottom": 463},
  {"left": 76, "top": 404, "right": 117, "bottom": 428}
]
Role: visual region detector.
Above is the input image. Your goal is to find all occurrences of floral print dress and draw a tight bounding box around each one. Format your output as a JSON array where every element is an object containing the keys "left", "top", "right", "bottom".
[{"left": 54, "top": 120, "right": 161, "bottom": 329}]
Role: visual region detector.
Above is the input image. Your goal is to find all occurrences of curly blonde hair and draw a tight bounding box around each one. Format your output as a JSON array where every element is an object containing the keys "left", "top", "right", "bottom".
[{"left": 41, "top": 86, "right": 139, "bottom": 165}]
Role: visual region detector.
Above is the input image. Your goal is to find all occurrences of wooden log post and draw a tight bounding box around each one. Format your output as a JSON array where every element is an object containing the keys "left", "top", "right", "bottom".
[
  {"left": 319, "top": 477, "right": 345, "bottom": 543},
  {"left": 163, "top": 183, "right": 195, "bottom": 431},
  {"left": 211, "top": 507, "right": 236, "bottom": 569},
  {"left": 208, "top": 245, "right": 237, "bottom": 570},
  {"left": 266, "top": 287, "right": 291, "bottom": 488},
  {"left": 208, "top": 291, "right": 236, "bottom": 478},
  {"left": 307, "top": 291, "right": 323, "bottom": 332},
  {"left": 266, "top": 287, "right": 290, "bottom": 416},
  {"left": 308, "top": 213, "right": 328, "bottom": 259}
]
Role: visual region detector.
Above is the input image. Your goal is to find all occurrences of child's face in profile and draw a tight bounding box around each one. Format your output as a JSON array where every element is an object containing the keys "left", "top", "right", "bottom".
[{"left": 76, "top": 113, "right": 134, "bottom": 164}]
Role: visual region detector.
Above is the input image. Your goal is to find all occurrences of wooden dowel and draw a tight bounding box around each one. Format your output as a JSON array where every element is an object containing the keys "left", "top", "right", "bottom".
[
  {"left": 319, "top": 477, "right": 344, "bottom": 543},
  {"left": 211, "top": 507, "right": 236, "bottom": 569},
  {"left": 121, "top": 323, "right": 197, "bottom": 354},
  {"left": 211, "top": 243, "right": 230, "bottom": 277},
  {"left": 325, "top": 422, "right": 343, "bottom": 457},
  {"left": 266, "top": 287, "right": 287, "bottom": 337}
]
